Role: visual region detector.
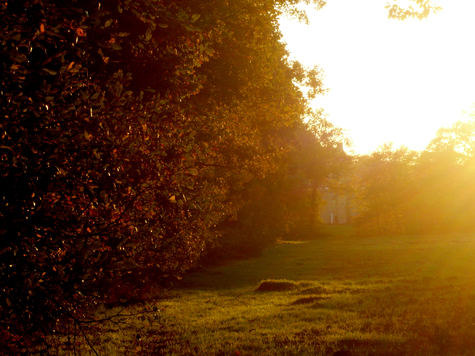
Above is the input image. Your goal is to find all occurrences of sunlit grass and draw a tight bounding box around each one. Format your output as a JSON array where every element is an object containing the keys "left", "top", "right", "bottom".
[{"left": 51, "top": 232, "right": 475, "bottom": 355}]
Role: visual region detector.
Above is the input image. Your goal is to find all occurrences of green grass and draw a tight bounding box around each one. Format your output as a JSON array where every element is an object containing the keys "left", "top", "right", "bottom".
[{"left": 51, "top": 232, "right": 475, "bottom": 355}]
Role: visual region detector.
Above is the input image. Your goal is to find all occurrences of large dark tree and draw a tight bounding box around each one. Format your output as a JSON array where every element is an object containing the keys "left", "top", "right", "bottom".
[{"left": 0, "top": 0, "right": 329, "bottom": 344}]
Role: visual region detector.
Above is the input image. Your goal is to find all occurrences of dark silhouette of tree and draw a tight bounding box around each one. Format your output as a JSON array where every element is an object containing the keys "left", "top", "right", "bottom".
[{"left": 0, "top": 0, "right": 326, "bottom": 345}]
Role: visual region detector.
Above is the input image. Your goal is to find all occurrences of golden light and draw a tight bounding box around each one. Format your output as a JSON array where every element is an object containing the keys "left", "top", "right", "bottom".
[{"left": 279, "top": 0, "right": 475, "bottom": 154}]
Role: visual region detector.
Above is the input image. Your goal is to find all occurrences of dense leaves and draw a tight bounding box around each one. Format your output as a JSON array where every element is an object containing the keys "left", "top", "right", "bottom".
[
  {"left": 208, "top": 121, "right": 350, "bottom": 259},
  {"left": 0, "top": 0, "right": 334, "bottom": 346},
  {"left": 352, "top": 144, "right": 419, "bottom": 234}
]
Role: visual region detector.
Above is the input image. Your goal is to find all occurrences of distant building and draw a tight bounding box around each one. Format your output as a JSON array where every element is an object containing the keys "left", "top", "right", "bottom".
[{"left": 319, "top": 188, "right": 355, "bottom": 224}]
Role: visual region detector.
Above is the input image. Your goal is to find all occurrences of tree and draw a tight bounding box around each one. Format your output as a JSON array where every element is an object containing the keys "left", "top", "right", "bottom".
[
  {"left": 0, "top": 0, "right": 215, "bottom": 337},
  {"left": 0, "top": 0, "right": 327, "bottom": 346},
  {"left": 354, "top": 115, "right": 475, "bottom": 235},
  {"left": 209, "top": 116, "right": 350, "bottom": 257},
  {"left": 353, "top": 144, "right": 418, "bottom": 235},
  {"left": 426, "top": 118, "right": 475, "bottom": 162}
]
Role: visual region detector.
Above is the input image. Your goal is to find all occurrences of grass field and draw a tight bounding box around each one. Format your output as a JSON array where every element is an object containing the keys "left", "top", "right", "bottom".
[{"left": 54, "top": 231, "right": 475, "bottom": 355}]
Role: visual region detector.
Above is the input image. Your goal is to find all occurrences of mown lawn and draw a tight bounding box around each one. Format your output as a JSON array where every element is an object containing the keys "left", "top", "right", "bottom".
[{"left": 52, "top": 232, "right": 475, "bottom": 355}]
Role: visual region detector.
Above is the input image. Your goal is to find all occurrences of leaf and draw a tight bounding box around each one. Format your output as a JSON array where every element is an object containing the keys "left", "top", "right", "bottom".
[
  {"left": 43, "top": 68, "right": 58, "bottom": 75},
  {"left": 158, "top": 23, "right": 168, "bottom": 28},
  {"left": 145, "top": 31, "right": 152, "bottom": 42},
  {"left": 90, "top": 241, "right": 101, "bottom": 251},
  {"left": 84, "top": 130, "right": 91, "bottom": 141},
  {"left": 188, "top": 169, "right": 198, "bottom": 176},
  {"left": 100, "top": 190, "right": 108, "bottom": 203},
  {"left": 104, "top": 18, "right": 114, "bottom": 28},
  {"left": 169, "top": 195, "right": 176, "bottom": 203},
  {"left": 123, "top": 258, "right": 137, "bottom": 268},
  {"left": 117, "top": 238, "right": 129, "bottom": 249},
  {"left": 111, "top": 43, "right": 122, "bottom": 50},
  {"left": 183, "top": 24, "right": 197, "bottom": 32},
  {"left": 6, "top": 298, "right": 11, "bottom": 307},
  {"left": 191, "top": 14, "right": 201, "bottom": 23}
]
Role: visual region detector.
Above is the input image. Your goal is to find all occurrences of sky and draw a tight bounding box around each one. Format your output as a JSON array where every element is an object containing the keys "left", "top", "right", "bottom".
[{"left": 279, "top": 0, "right": 475, "bottom": 154}]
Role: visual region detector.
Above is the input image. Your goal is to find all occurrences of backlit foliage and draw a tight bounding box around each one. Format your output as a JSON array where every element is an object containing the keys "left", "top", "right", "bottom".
[
  {"left": 0, "top": 0, "right": 341, "bottom": 350},
  {"left": 386, "top": 0, "right": 442, "bottom": 20},
  {"left": 354, "top": 115, "right": 475, "bottom": 235}
]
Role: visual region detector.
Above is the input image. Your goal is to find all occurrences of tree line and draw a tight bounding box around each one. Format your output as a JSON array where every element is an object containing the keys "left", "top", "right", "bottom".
[
  {"left": 0, "top": 0, "right": 347, "bottom": 347},
  {"left": 353, "top": 114, "right": 475, "bottom": 235}
]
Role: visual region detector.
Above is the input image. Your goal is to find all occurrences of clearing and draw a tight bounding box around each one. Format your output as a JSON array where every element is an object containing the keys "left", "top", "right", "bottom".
[{"left": 55, "top": 232, "right": 475, "bottom": 356}]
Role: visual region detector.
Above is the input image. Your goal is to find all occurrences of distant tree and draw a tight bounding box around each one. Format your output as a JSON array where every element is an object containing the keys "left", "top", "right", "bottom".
[
  {"left": 426, "top": 119, "right": 475, "bottom": 162},
  {"left": 353, "top": 144, "right": 418, "bottom": 235},
  {"left": 415, "top": 117, "right": 475, "bottom": 232},
  {"left": 354, "top": 115, "right": 475, "bottom": 235}
]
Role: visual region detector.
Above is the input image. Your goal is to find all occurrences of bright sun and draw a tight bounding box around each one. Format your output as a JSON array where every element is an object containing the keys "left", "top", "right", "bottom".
[{"left": 279, "top": 0, "right": 475, "bottom": 154}]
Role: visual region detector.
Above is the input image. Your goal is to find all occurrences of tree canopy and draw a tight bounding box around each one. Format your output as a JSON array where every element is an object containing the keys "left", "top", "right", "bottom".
[
  {"left": 353, "top": 113, "right": 475, "bottom": 235},
  {"left": 0, "top": 0, "right": 336, "bottom": 345}
]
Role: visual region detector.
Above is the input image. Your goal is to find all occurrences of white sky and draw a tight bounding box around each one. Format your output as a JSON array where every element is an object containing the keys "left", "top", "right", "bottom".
[{"left": 279, "top": 0, "right": 475, "bottom": 154}]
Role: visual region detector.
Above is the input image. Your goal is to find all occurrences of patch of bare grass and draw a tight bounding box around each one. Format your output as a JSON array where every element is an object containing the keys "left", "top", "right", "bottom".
[
  {"left": 291, "top": 296, "right": 328, "bottom": 305},
  {"left": 255, "top": 279, "right": 299, "bottom": 291}
]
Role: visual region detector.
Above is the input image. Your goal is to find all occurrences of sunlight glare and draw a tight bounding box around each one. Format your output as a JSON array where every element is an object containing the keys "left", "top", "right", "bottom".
[{"left": 279, "top": 0, "right": 475, "bottom": 154}]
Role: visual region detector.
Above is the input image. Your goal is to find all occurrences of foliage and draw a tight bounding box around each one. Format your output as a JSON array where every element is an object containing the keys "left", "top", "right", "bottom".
[
  {"left": 0, "top": 0, "right": 330, "bottom": 346},
  {"left": 386, "top": 0, "right": 443, "bottom": 20},
  {"left": 415, "top": 117, "right": 475, "bottom": 233},
  {"left": 353, "top": 143, "right": 419, "bottom": 234},
  {"left": 354, "top": 115, "right": 475, "bottom": 235},
  {"left": 204, "top": 117, "right": 351, "bottom": 262}
]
